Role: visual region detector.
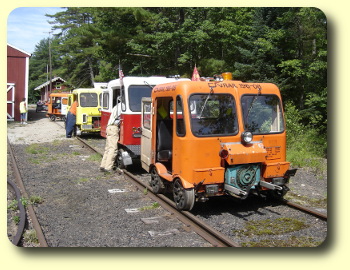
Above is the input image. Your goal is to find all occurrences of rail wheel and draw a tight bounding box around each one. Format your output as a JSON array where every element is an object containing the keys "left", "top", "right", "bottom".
[
  {"left": 116, "top": 149, "right": 126, "bottom": 169},
  {"left": 173, "top": 179, "right": 195, "bottom": 211},
  {"left": 49, "top": 115, "right": 56, "bottom": 121},
  {"left": 267, "top": 185, "right": 289, "bottom": 201},
  {"left": 150, "top": 167, "right": 165, "bottom": 194}
]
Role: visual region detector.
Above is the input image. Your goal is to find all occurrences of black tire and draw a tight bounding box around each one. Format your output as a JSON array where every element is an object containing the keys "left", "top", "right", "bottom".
[
  {"left": 173, "top": 179, "right": 195, "bottom": 211},
  {"left": 49, "top": 115, "right": 56, "bottom": 121},
  {"left": 150, "top": 167, "right": 165, "bottom": 194}
]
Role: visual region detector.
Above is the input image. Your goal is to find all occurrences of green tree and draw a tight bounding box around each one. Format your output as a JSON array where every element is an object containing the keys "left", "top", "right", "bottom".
[
  {"left": 48, "top": 7, "right": 103, "bottom": 87},
  {"left": 28, "top": 37, "right": 61, "bottom": 102}
]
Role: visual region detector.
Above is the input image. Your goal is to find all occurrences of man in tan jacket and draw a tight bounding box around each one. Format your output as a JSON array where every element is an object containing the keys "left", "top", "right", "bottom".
[{"left": 100, "top": 102, "right": 122, "bottom": 173}]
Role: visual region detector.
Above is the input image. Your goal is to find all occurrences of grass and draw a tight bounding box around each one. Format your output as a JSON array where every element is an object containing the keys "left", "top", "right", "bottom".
[
  {"left": 29, "top": 195, "right": 44, "bottom": 204},
  {"left": 88, "top": 153, "right": 102, "bottom": 162},
  {"left": 25, "top": 144, "right": 49, "bottom": 155},
  {"left": 284, "top": 191, "right": 327, "bottom": 208},
  {"left": 23, "top": 230, "right": 39, "bottom": 244},
  {"left": 9, "top": 196, "right": 44, "bottom": 208},
  {"left": 13, "top": 216, "right": 20, "bottom": 225},
  {"left": 233, "top": 217, "right": 309, "bottom": 237},
  {"left": 76, "top": 177, "right": 89, "bottom": 183},
  {"left": 242, "top": 236, "right": 323, "bottom": 247},
  {"left": 286, "top": 125, "right": 327, "bottom": 176},
  {"left": 139, "top": 202, "right": 160, "bottom": 211},
  {"left": 7, "top": 199, "right": 19, "bottom": 211}
]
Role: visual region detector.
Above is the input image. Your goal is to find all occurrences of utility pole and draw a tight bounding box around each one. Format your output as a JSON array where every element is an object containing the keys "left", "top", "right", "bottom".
[{"left": 44, "top": 31, "right": 53, "bottom": 99}]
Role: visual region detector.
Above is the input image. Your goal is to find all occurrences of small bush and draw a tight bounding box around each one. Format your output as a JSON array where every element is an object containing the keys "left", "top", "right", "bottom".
[{"left": 284, "top": 102, "right": 327, "bottom": 170}]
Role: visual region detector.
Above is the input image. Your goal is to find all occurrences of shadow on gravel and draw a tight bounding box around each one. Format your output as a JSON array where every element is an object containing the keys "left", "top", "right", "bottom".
[
  {"left": 127, "top": 163, "right": 282, "bottom": 219},
  {"left": 190, "top": 195, "right": 282, "bottom": 219},
  {"left": 27, "top": 108, "right": 48, "bottom": 121}
]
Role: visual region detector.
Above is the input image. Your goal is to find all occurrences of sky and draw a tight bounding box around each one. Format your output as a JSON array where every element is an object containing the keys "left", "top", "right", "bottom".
[{"left": 7, "top": 7, "right": 64, "bottom": 54}]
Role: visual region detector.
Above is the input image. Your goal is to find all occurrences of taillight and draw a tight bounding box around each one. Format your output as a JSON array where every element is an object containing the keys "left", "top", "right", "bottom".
[
  {"left": 132, "top": 127, "right": 142, "bottom": 138},
  {"left": 219, "top": 149, "right": 229, "bottom": 159}
]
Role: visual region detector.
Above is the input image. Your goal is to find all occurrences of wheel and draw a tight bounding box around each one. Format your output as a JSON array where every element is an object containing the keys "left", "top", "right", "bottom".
[
  {"left": 267, "top": 185, "right": 289, "bottom": 201},
  {"left": 61, "top": 116, "right": 66, "bottom": 122},
  {"left": 49, "top": 115, "right": 56, "bottom": 121},
  {"left": 173, "top": 179, "right": 195, "bottom": 211},
  {"left": 75, "top": 126, "right": 81, "bottom": 136},
  {"left": 150, "top": 167, "right": 165, "bottom": 194},
  {"left": 115, "top": 149, "right": 126, "bottom": 169}
]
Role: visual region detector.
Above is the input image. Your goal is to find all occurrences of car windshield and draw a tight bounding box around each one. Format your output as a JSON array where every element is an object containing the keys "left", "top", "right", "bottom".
[
  {"left": 189, "top": 94, "right": 238, "bottom": 137},
  {"left": 80, "top": 93, "right": 98, "bottom": 107},
  {"left": 128, "top": 85, "right": 153, "bottom": 112},
  {"left": 241, "top": 94, "right": 284, "bottom": 134}
]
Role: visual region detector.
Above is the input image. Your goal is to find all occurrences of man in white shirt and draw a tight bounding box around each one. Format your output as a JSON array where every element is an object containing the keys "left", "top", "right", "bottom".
[{"left": 100, "top": 101, "right": 122, "bottom": 173}]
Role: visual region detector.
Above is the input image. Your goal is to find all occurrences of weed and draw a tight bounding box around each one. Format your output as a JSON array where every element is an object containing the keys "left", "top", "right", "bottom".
[
  {"left": 13, "top": 216, "right": 20, "bottom": 225},
  {"left": 76, "top": 177, "right": 89, "bottom": 183},
  {"left": 139, "top": 202, "right": 160, "bottom": 211},
  {"left": 23, "top": 230, "right": 39, "bottom": 244},
  {"left": 143, "top": 188, "right": 148, "bottom": 195},
  {"left": 25, "top": 144, "right": 49, "bottom": 155},
  {"left": 72, "top": 151, "right": 80, "bottom": 155},
  {"left": 7, "top": 199, "right": 18, "bottom": 211},
  {"left": 29, "top": 195, "right": 44, "bottom": 204},
  {"left": 242, "top": 236, "right": 322, "bottom": 247},
  {"left": 20, "top": 197, "right": 29, "bottom": 207},
  {"left": 285, "top": 192, "right": 327, "bottom": 208},
  {"left": 234, "top": 217, "right": 309, "bottom": 236},
  {"left": 88, "top": 153, "right": 102, "bottom": 162}
]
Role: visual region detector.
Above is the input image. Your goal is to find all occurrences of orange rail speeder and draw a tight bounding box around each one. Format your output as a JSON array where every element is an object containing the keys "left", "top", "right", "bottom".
[{"left": 140, "top": 72, "right": 296, "bottom": 210}]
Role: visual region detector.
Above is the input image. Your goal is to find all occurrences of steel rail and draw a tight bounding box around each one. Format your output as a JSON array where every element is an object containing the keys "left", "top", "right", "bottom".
[
  {"left": 76, "top": 136, "right": 103, "bottom": 155},
  {"left": 283, "top": 199, "right": 327, "bottom": 220},
  {"left": 7, "top": 138, "right": 48, "bottom": 247},
  {"left": 76, "top": 136, "right": 240, "bottom": 247},
  {"left": 123, "top": 170, "right": 241, "bottom": 247}
]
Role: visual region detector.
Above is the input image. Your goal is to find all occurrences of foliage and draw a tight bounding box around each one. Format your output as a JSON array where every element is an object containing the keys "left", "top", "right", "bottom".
[{"left": 28, "top": 7, "right": 327, "bottom": 159}]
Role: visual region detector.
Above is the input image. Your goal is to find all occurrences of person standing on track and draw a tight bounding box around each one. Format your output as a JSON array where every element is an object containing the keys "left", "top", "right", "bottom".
[
  {"left": 66, "top": 100, "right": 78, "bottom": 138},
  {"left": 19, "top": 98, "right": 28, "bottom": 125},
  {"left": 100, "top": 101, "right": 122, "bottom": 173}
]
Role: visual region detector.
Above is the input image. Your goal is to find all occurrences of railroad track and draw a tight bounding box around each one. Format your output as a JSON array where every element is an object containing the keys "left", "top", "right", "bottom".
[
  {"left": 77, "top": 135, "right": 328, "bottom": 221},
  {"left": 76, "top": 135, "right": 328, "bottom": 245},
  {"left": 7, "top": 138, "right": 48, "bottom": 247},
  {"left": 76, "top": 136, "right": 240, "bottom": 247},
  {"left": 283, "top": 199, "right": 327, "bottom": 220},
  {"left": 8, "top": 128, "right": 327, "bottom": 247}
]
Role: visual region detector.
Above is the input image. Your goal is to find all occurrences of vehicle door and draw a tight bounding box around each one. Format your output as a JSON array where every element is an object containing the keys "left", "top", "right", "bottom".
[
  {"left": 100, "top": 89, "right": 111, "bottom": 137},
  {"left": 61, "top": 97, "right": 68, "bottom": 115},
  {"left": 141, "top": 97, "right": 152, "bottom": 172}
]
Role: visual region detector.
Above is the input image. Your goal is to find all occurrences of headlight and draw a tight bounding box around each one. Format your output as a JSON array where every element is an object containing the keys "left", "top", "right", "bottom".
[{"left": 241, "top": 131, "right": 253, "bottom": 144}]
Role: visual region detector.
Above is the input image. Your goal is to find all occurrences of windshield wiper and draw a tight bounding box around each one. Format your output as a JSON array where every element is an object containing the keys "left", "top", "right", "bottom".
[{"left": 144, "top": 81, "right": 154, "bottom": 89}]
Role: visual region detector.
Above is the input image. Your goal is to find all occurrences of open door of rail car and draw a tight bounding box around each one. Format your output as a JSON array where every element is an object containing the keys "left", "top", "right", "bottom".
[{"left": 141, "top": 97, "right": 152, "bottom": 172}]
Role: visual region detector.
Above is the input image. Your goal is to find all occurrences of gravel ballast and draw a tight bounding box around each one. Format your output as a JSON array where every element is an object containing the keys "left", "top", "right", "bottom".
[{"left": 7, "top": 107, "right": 327, "bottom": 247}]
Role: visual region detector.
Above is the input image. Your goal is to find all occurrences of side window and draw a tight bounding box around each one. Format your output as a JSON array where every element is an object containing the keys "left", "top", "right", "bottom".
[
  {"left": 121, "top": 86, "right": 126, "bottom": 111},
  {"left": 143, "top": 102, "right": 152, "bottom": 130},
  {"left": 176, "top": 95, "right": 185, "bottom": 136},
  {"left": 102, "top": 93, "right": 109, "bottom": 109}
]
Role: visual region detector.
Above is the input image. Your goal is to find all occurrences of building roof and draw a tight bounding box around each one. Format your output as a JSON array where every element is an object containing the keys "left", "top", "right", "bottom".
[
  {"left": 34, "top": 77, "right": 66, "bottom": 91},
  {"left": 7, "top": 43, "right": 31, "bottom": 57}
]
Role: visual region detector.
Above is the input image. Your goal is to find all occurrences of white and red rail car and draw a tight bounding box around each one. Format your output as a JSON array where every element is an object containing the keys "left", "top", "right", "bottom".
[{"left": 100, "top": 76, "right": 189, "bottom": 167}]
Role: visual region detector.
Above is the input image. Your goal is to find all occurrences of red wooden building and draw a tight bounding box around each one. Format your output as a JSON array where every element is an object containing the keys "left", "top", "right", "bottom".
[
  {"left": 34, "top": 77, "right": 68, "bottom": 101},
  {"left": 7, "top": 44, "right": 31, "bottom": 121}
]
